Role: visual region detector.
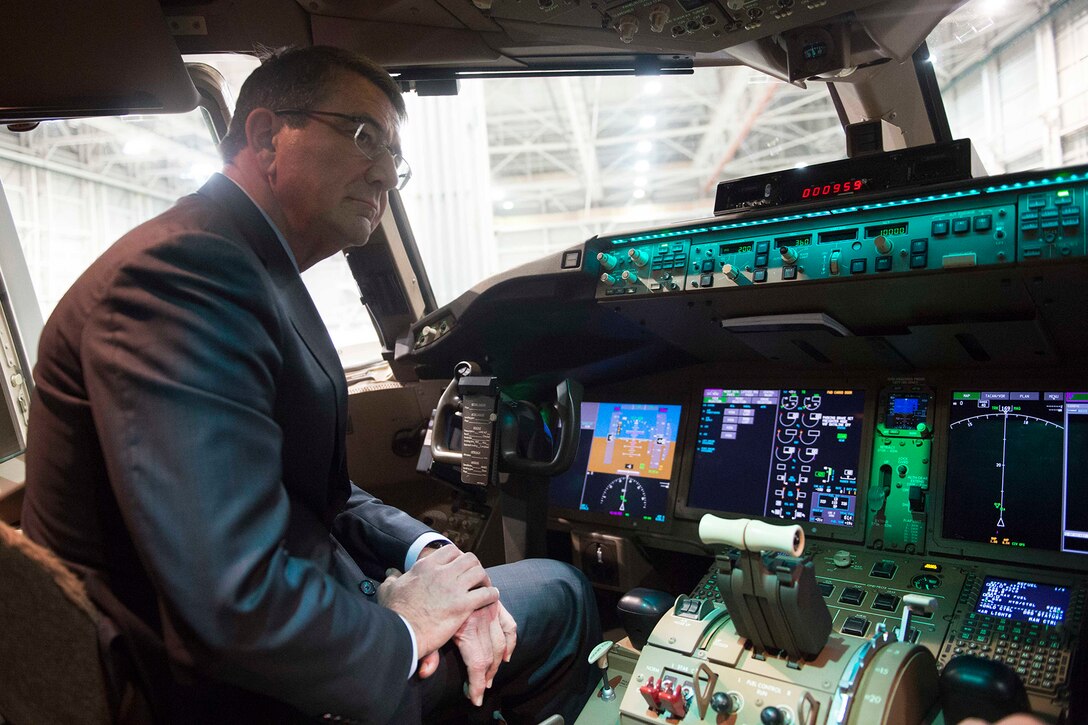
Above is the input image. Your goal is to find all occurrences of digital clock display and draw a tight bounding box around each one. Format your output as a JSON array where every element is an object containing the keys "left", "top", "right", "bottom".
[{"left": 799, "top": 179, "right": 867, "bottom": 199}]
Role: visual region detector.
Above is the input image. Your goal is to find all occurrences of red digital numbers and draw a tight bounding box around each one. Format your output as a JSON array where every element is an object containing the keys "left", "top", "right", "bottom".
[{"left": 800, "top": 179, "right": 864, "bottom": 199}]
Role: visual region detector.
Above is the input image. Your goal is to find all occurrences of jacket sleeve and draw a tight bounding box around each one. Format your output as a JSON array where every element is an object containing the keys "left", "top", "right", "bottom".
[
  {"left": 332, "top": 482, "right": 438, "bottom": 574},
  {"left": 82, "top": 232, "right": 413, "bottom": 723}
]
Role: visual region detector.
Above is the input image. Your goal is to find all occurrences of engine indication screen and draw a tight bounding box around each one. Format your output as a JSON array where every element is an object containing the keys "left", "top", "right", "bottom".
[
  {"left": 944, "top": 390, "right": 1088, "bottom": 555},
  {"left": 975, "top": 576, "right": 1070, "bottom": 626},
  {"left": 687, "top": 388, "right": 866, "bottom": 528},
  {"left": 549, "top": 402, "right": 682, "bottom": 526}
]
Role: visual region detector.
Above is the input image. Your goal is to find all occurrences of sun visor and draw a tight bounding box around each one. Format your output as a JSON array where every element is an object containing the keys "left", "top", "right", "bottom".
[{"left": 1, "top": 0, "right": 198, "bottom": 123}]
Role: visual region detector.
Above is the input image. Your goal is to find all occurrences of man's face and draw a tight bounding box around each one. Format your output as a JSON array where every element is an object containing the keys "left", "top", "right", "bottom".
[{"left": 267, "top": 72, "right": 402, "bottom": 268}]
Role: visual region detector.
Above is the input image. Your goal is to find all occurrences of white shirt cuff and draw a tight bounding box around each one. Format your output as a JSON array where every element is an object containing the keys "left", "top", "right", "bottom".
[
  {"left": 404, "top": 532, "right": 452, "bottom": 571},
  {"left": 395, "top": 613, "right": 419, "bottom": 679}
]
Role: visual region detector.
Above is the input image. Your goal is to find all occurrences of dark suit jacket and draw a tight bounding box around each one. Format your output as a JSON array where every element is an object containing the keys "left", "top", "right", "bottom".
[{"left": 22, "top": 173, "right": 435, "bottom": 723}]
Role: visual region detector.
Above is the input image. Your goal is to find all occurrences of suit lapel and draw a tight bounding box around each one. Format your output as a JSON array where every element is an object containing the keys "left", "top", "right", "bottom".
[{"left": 196, "top": 174, "right": 349, "bottom": 451}]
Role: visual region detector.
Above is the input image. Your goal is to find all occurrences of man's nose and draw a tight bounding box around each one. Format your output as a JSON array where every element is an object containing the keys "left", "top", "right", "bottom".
[{"left": 365, "top": 149, "right": 398, "bottom": 192}]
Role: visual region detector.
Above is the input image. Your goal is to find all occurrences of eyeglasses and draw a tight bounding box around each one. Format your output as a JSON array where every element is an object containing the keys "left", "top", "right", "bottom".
[{"left": 274, "top": 109, "right": 412, "bottom": 190}]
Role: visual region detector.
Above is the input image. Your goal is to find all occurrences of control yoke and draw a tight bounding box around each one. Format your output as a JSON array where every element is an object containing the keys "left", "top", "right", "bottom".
[
  {"left": 699, "top": 514, "right": 833, "bottom": 660},
  {"left": 429, "top": 361, "right": 582, "bottom": 561},
  {"left": 431, "top": 361, "right": 581, "bottom": 476}
]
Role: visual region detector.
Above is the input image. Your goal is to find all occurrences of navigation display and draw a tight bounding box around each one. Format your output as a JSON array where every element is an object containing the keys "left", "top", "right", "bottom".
[
  {"left": 687, "top": 388, "right": 866, "bottom": 528},
  {"left": 943, "top": 390, "right": 1088, "bottom": 556},
  {"left": 549, "top": 402, "right": 682, "bottom": 526}
]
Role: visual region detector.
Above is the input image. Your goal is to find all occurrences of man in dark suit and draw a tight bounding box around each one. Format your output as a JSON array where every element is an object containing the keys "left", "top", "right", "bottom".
[{"left": 21, "top": 46, "right": 599, "bottom": 723}]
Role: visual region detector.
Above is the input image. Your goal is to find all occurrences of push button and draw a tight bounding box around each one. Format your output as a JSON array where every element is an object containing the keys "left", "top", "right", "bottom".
[
  {"left": 850, "top": 259, "right": 867, "bottom": 274},
  {"left": 839, "top": 588, "right": 866, "bottom": 606},
  {"left": 753, "top": 269, "right": 767, "bottom": 282},
  {"left": 870, "top": 560, "right": 898, "bottom": 578},
  {"left": 842, "top": 615, "right": 870, "bottom": 637},
  {"left": 973, "top": 214, "right": 992, "bottom": 232},
  {"left": 952, "top": 218, "right": 971, "bottom": 234},
  {"left": 910, "top": 239, "right": 928, "bottom": 254},
  {"left": 754, "top": 253, "right": 769, "bottom": 267},
  {"left": 910, "top": 253, "right": 928, "bottom": 269},
  {"left": 818, "top": 581, "right": 834, "bottom": 598},
  {"left": 875, "top": 255, "right": 893, "bottom": 271},
  {"left": 701, "top": 259, "right": 715, "bottom": 273},
  {"left": 782, "top": 266, "right": 797, "bottom": 280},
  {"left": 755, "top": 240, "right": 770, "bottom": 254},
  {"left": 873, "top": 593, "right": 900, "bottom": 612},
  {"left": 931, "top": 220, "right": 949, "bottom": 235},
  {"left": 699, "top": 273, "right": 714, "bottom": 287}
]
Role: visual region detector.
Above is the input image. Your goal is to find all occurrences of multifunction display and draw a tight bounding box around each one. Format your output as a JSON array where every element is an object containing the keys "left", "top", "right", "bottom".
[
  {"left": 975, "top": 576, "right": 1070, "bottom": 627},
  {"left": 944, "top": 391, "right": 1088, "bottom": 555},
  {"left": 688, "top": 388, "right": 866, "bottom": 528},
  {"left": 549, "top": 402, "right": 681, "bottom": 525},
  {"left": 885, "top": 392, "right": 930, "bottom": 430}
]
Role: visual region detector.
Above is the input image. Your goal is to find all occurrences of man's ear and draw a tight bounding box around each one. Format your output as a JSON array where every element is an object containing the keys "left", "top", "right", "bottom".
[{"left": 244, "top": 108, "right": 280, "bottom": 171}]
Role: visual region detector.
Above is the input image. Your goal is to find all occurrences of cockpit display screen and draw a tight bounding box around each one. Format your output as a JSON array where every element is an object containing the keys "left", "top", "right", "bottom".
[
  {"left": 549, "top": 402, "right": 682, "bottom": 526},
  {"left": 974, "top": 576, "right": 1070, "bottom": 626},
  {"left": 943, "top": 390, "right": 1088, "bottom": 556},
  {"left": 687, "top": 388, "right": 866, "bottom": 528}
]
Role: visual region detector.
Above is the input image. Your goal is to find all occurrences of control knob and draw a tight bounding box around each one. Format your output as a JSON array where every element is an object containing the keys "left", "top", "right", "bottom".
[
  {"left": 874, "top": 234, "right": 893, "bottom": 254},
  {"left": 596, "top": 251, "right": 618, "bottom": 270},
  {"left": 722, "top": 263, "right": 752, "bottom": 285},
  {"left": 628, "top": 248, "right": 650, "bottom": 266},
  {"left": 648, "top": 3, "right": 670, "bottom": 32},
  {"left": 600, "top": 273, "right": 619, "bottom": 286},
  {"left": 621, "top": 269, "right": 640, "bottom": 283},
  {"left": 829, "top": 250, "right": 842, "bottom": 275},
  {"left": 779, "top": 246, "right": 798, "bottom": 264},
  {"left": 710, "top": 691, "right": 737, "bottom": 714},
  {"left": 761, "top": 705, "right": 787, "bottom": 724},
  {"left": 614, "top": 14, "right": 638, "bottom": 43}
]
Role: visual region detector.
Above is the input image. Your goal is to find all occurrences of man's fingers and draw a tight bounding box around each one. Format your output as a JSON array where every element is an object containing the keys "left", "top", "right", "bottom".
[
  {"left": 417, "top": 650, "right": 440, "bottom": 680},
  {"left": 415, "top": 544, "right": 459, "bottom": 568},
  {"left": 466, "top": 586, "right": 500, "bottom": 611},
  {"left": 486, "top": 606, "right": 505, "bottom": 687},
  {"left": 498, "top": 603, "right": 517, "bottom": 662},
  {"left": 466, "top": 664, "right": 486, "bottom": 707}
]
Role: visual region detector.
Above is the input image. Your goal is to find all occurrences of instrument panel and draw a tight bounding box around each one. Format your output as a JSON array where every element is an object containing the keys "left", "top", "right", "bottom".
[
  {"left": 551, "top": 375, "right": 1088, "bottom": 720},
  {"left": 594, "top": 166, "right": 1085, "bottom": 299}
]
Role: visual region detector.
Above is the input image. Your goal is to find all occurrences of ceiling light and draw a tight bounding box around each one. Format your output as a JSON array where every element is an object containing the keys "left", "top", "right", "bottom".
[
  {"left": 637, "top": 140, "right": 652, "bottom": 154},
  {"left": 643, "top": 80, "right": 662, "bottom": 95},
  {"left": 634, "top": 177, "right": 647, "bottom": 188},
  {"left": 501, "top": 200, "right": 514, "bottom": 210},
  {"left": 639, "top": 115, "right": 657, "bottom": 129},
  {"left": 635, "top": 160, "right": 649, "bottom": 172},
  {"left": 633, "top": 188, "right": 646, "bottom": 199}
]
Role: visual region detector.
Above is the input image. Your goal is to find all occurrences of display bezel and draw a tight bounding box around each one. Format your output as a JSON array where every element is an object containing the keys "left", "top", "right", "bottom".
[
  {"left": 927, "top": 377, "right": 1088, "bottom": 574},
  {"left": 547, "top": 397, "right": 687, "bottom": 532},
  {"left": 672, "top": 378, "right": 877, "bottom": 546}
]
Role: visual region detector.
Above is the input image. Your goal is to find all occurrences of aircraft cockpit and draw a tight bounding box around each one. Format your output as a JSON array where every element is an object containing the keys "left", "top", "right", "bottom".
[{"left": 1, "top": 0, "right": 1086, "bottom": 723}]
